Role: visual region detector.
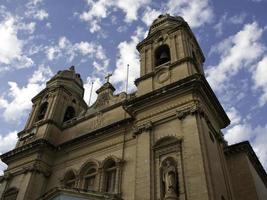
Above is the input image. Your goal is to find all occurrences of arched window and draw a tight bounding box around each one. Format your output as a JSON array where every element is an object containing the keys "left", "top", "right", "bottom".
[
  {"left": 36, "top": 102, "right": 48, "bottom": 121},
  {"left": 84, "top": 167, "right": 97, "bottom": 190},
  {"left": 63, "top": 106, "right": 75, "bottom": 122},
  {"left": 64, "top": 170, "right": 76, "bottom": 188},
  {"left": 103, "top": 160, "right": 117, "bottom": 193},
  {"left": 155, "top": 45, "right": 171, "bottom": 66},
  {"left": 2, "top": 187, "right": 18, "bottom": 200}
]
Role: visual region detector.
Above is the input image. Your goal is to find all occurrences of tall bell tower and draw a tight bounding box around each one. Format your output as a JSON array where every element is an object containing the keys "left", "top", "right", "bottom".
[
  {"left": 0, "top": 66, "right": 88, "bottom": 200},
  {"left": 18, "top": 66, "right": 87, "bottom": 146},
  {"left": 136, "top": 14, "right": 205, "bottom": 96},
  {"left": 126, "top": 14, "right": 234, "bottom": 200}
]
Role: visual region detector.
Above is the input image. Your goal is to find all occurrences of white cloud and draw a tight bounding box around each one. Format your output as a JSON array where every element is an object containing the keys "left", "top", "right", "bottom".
[
  {"left": 229, "top": 13, "right": 246, "bottom": 25},
  {"left": 141, "top": 7, "right": 161, "bottom": 26},
  {"left": 46, "top": 22, "right": 52, "bottom": 29},
  {"left": 140, "top": 0, "right": 214, "bottom": 28},
  {"left": 252, "top": 56, "right": 267, "bottom": 106},
  {"left": 33, "top": 9, "right": 49, "bottom": 20},
  {"left": 214, "top": 13, "right": 246, "bottom": 36},
  {"left": 0, "top": 131, "right": 17, "bottom": 155},
  {"left": 207, "top": 22, "right": 266, "bottom": 91},
  {"left": 47, "top": 46, "right": 60, "bottom": 61},
  {"left": 226, "top": 107, "right": 241, "bottom": 126},
  {"left": 213, "top": 14, "right": 227, "bottom": 36},
  {"left": 166, "top": 0, "right": 214, "bottom": 28},
  {"left": 0, "top": 16, "right": 34, "bottom": 70},
  {"left": 80, "top": 0, "right": 151, "bottom": 33},
  {"left": 25, "top": 0, "right": 49, "bottom": 21},
  {"left": 46, "top": 37, "right": 109, "bottom": 75},
  {"left": 111, "top": 27, "right": 145, "bottom": 92},
  {"left": 0, "top": 17, "right": 22, "bottom": 64},
  {"left": 0, "top": 66, "right": 52, "bottom": 122},
  {"left": 225, "top": 124, "right": 252, "bottom": 144},
  {"left": 0, "top": 131, "right": 17, "bottom": 175},
  {"left": 83, "top": 77, "right": 103, "bottom": 106},
  {"left": 19, "top": 21, "right": 36, "bottom": 34},
  {"left": 75, "top": 41, "right": 95, "bottom": 55},
  {"left": 117, "top": 0, "right": 151, "bottom": 22}
]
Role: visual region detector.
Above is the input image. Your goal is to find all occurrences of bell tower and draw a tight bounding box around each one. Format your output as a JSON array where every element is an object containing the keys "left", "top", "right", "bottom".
[
  {"left": 18, "top": 66, "right": 87, "bottom": 146},
  {"left": 126, "top": 14, "right": 234, "bottom": 200},
  {"left": 136, "top": 14, "right": 205, "bottom": 96}
]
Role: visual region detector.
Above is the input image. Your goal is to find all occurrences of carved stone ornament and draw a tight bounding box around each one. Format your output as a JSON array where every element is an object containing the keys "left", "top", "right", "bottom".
[
  {"left": 176, "top": 103, "right": 204, "bottom": 120},
  {"left": 156, "top": 68, "right": 170, "bottom": 84},
  {"left": 22, "top": 163, "right": 51, "bottom": 177},
  {"left": 132, "top": 121, "right": 153, "bottom": 136},
  {"left": 1, "top": 172, "right": 13, "bottom": 181},
  {"left": 161, "top": 158, "right": 178, "bottom": 200}
]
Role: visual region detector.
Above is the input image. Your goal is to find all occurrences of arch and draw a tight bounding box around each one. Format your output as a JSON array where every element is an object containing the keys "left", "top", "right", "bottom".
[
  {"left": 101, "top": 155, "right": 121, "bottom": 168},
  {"left": 3, "top": 187, "right": 19, "bottom": 200},
  {"left": 36, "top": 102, "right": 48, "bottom": 121},
  {"left": 155, "top": 44, "right": 171, "bottom": 66},
  {"left": 103, "top": 161, "right": 116, "bottom": 193},
  {"left": 63, "top": 169, "right": 77, "bottom": 188},
  {"left": 79, "top": 159, "right": 100, "bottom": 191},
  {"left": 154, "top": 136, "right": 181, "bottom": 149},
  {"left": 79, "top": 159, "right": 100, "bottom": 175},
  {"left": 63, "top": 106, "right": 75, "bottom": 122},
  {"left": 101, "top": 156, "right": 122, "bottom": 193}
]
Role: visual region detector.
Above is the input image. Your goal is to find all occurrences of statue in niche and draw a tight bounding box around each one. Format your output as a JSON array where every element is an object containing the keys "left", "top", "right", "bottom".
[{"left": 161, "top": 158, "right": 178, "bottom": 199}]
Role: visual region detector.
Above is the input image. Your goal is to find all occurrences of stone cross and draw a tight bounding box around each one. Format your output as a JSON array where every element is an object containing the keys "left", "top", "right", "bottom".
[{"left": 105, "top": 73, "right": 112, "bottom": 83}]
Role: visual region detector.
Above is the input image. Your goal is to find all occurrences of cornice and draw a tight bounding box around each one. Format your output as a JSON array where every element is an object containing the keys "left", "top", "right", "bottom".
[
  {"left": 2, "top": 118, "right": 133, "bottom": 168},
  {"left": 137, "top": 22, "right": 187, "bottom": 51},
  {"left": 134, "top": 56, "right": 199, "bottom": 86},
  {"left": 126, "top": 74, "right": 230, "bottom": 128},
  {"left": 0, "top": 139, "right": 56, "bottom": 164},
  {"left": 31, "top": 85, "right": 85, "bottom": 106},
  {"left": 59, "top": 118, "right": 133, "bottom": 149},
  {"left": 18, "top": 119, "right": 61, "bottom": 137}
]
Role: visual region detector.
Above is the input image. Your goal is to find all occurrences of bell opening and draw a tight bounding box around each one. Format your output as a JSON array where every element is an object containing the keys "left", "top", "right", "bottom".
[{"left": 155, "top": 45, "right": 170, "bottom": 66}]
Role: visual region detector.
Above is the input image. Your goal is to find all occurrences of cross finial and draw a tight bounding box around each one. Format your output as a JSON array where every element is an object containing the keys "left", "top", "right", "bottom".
[{"left": 105, "top": 73, "right": 112, "bottom": 83}]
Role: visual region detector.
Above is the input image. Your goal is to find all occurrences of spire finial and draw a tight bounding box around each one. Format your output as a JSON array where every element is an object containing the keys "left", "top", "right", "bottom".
[
  {"left": 105, "top": 73, "right": 112, "bottom": 83},
  {"left": 69, "top": 66, "right": 75, "bottom": 71}
]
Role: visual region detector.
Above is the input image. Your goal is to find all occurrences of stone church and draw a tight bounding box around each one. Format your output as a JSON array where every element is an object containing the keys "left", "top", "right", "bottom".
[{"left": 0, "top": 14, "right": 267, "bottom": 200}]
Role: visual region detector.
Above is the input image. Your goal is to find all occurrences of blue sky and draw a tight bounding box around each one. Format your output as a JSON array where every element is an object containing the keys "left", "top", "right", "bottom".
[{"left": 0, "top": 0, "right": 267, "bottom": 174}]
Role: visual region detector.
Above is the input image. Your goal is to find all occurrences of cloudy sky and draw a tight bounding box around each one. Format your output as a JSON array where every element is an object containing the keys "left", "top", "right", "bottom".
[{"left": 0, "top": 0, "right": 267, "bottom": 174}]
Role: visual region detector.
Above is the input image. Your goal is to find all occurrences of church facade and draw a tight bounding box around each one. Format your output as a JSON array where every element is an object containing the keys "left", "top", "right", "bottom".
[{"left": 0, "top": 14, "right": 267, "bottom": 200}]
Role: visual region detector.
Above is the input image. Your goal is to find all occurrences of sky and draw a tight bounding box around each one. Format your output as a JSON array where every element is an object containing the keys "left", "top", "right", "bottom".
[{"left": 0, "top": 0, "right": 267, "bottom": 174}]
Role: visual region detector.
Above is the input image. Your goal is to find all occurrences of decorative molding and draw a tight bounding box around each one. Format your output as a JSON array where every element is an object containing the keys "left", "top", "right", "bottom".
[
  {"left": 0, "top": 139, "right": 56, "bottom": 164},
  {"left": 175, "top": 103, "right": 204, "bottom": 120},
  {"left": 153, "top": 137, "right": 181, "bottom": 158},
  {"left": 155, "top": 68, "right": 170, "bottom": 84},
  {"left": 22, "top": 162, "right": 51, "bottom": 177},
  {"left": 132, "top": 121, "right": 153, "bottom": 136},
  {"left": 0, "top": 172, "right": 13, "bottom": 182}
]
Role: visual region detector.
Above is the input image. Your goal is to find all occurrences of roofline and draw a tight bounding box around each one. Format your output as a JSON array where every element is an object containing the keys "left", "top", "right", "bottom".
[{"left": 225, "top": 141, "right": 267, "bottom": 187}]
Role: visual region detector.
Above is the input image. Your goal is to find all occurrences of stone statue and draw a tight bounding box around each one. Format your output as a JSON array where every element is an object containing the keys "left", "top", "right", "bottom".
[{"left": 162, "top": 159, "right": 178, "bottom": 199}]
